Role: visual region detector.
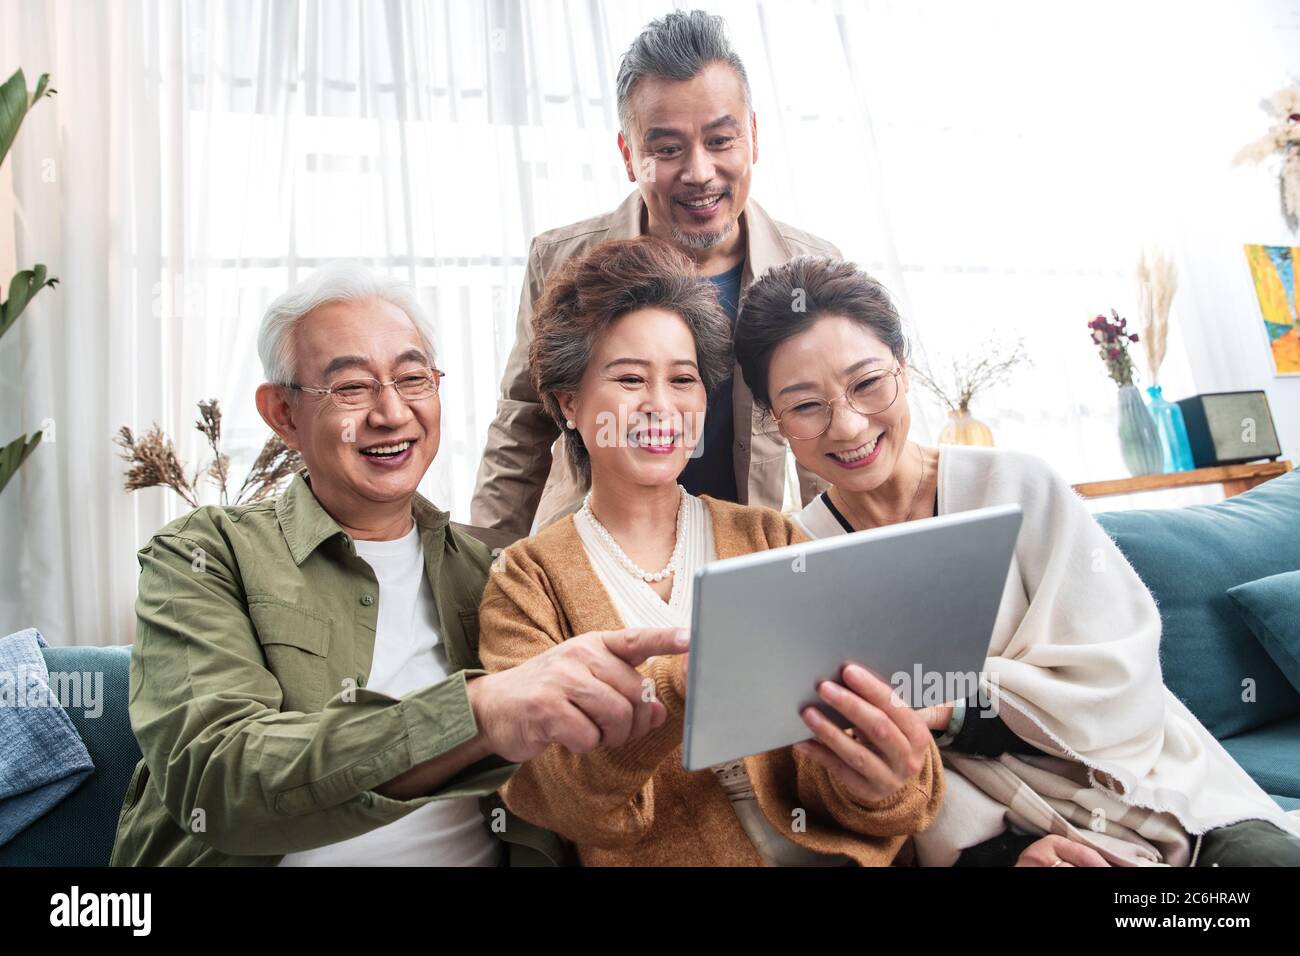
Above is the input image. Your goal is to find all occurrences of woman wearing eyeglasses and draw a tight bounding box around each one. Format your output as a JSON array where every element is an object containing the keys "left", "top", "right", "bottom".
[
  {"left": 732, "top": 256, "right": 1300, "bottom": 868},
  {"left": 477, "top": 237, "right": 946, "bottom": 866}
]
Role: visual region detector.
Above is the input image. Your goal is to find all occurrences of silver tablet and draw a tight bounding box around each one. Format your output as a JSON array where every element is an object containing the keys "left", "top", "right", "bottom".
[{"left": 682, "top": 503, "right": 1023, "bottom": 770}]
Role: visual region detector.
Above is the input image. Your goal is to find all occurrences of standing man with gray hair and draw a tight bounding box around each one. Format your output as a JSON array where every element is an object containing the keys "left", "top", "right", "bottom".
[{"left": 471, "top": 9, "right": 841, "bottom": 535}]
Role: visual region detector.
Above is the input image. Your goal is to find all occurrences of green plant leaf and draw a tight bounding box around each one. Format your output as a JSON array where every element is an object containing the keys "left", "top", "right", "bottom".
[
  {"left": 0, "top": 70, "right": 56, "bottom": 494},
  {"left": 0, "top": 265, "right": 58, "bottom": 341},
  {"left": 31, "top": 73, "right": 52, "bottom": 104},
  {"left": 0, "top": 430, "right": 42, "bottom": 496},
  {"left": 0, "top": 69, "right": 55, "bottom": 170},
  {"left": 0, "top": 70, "right": 28, "bottom": 168}
]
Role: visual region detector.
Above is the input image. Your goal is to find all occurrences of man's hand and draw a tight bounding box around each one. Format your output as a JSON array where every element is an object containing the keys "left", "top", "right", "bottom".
[
  {"left": 469, "top": 627, "right": 690, "bottom": 763},
  {"left": 1015, "top": 834, "right": 1110, "bottom": 867},
  {"left": 794, "top": 663, "right": 933, "bottom": 805}
]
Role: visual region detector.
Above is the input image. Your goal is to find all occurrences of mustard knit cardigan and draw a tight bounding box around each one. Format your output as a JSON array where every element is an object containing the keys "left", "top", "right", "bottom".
[{"left": 477, "top": 495, "right": 945, "bottom": 866}]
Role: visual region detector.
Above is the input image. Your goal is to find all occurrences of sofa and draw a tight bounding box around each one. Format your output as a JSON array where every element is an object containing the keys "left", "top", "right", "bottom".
[
  {"left": 0, "top": 644, "right": 138, "bottom": 865},
  {"left": 1096, "top": 465, "right": 1300, "bottom": 813},
  {"left": 2, "top": 477, "right": 1298, "bottom": 865}
]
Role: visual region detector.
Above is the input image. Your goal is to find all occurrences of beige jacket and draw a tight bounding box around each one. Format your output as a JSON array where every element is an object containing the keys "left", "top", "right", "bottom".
[{"left": 470, "top": 190, "right": 842, "bottom": 536}]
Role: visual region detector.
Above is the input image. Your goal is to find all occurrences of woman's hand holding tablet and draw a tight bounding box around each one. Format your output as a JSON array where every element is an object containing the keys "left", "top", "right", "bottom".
[{"left": 793, "top": 663, "right": 935, "bottom": 805}]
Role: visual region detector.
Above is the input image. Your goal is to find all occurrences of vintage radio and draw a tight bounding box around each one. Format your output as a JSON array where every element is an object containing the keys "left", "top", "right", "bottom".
[{"left": 1175, "top": 391, "right": 1282, "bottom": 467}]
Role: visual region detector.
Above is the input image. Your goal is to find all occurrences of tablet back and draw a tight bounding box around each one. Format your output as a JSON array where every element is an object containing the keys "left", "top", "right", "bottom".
[{"left": 682, "top": 504, "right": 1023, "bottom": 770}]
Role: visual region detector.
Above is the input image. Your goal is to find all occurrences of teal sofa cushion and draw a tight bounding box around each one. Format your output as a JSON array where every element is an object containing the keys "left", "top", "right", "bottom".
[
  {"left": 1096, "top": 467, "right": 1300, "bottom": 740},
  {"left": 1227, "top": 570, "right": 1300, "bottom": 696},
  {"left": 1218, "top": 714, "right": 1300, "bottom": 799},
  {"left": 0, "top": 645, "right": 139, "bottom": 866}
]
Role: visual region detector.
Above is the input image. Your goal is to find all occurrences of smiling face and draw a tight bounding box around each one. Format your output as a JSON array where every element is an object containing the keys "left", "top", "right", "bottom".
[
  {"left": 557, "top": 307, "right": 708, "bottom": 492},
  {"left": 766, "top": 314, "right": 911, "bottom": 494},
  {"left": 618, "top": 62, "right": 756, "bottom": 253},
  {"left": 256, "top": 297, "right": 440, "bottom": 524}
]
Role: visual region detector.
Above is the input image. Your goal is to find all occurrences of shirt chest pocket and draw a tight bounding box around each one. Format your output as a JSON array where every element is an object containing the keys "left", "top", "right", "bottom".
[{"left": 248, "top": 599, "right": 334, "bottom": 713}]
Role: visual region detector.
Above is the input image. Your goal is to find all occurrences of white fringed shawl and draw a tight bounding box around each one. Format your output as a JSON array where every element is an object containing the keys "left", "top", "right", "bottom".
[{"left": 795, "top": 445, "right": 1300, "bottom": 866}]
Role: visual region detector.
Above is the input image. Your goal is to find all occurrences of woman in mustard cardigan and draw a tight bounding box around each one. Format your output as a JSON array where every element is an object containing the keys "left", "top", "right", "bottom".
[{"left": 477, "top": 237, "right": 944, "bottom": 866}]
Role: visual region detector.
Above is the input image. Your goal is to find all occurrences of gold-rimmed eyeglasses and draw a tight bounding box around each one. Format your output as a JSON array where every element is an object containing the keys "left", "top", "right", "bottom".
[
  {"left": 773, "top": 366, "right": 903, "bottom": 440},
  {"left": 288, "top": 367, "right": 446, "bottom": 410}
]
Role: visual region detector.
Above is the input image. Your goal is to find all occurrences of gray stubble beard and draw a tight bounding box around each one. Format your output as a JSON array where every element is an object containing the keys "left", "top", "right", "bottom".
[{"left": 670, "top": 215, "right": 736, "bottom": 251}]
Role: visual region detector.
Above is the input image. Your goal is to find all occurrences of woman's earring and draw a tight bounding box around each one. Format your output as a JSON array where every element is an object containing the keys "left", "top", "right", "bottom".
[{"left": 565, "top": 418, "right": 576, "bottom": 429}]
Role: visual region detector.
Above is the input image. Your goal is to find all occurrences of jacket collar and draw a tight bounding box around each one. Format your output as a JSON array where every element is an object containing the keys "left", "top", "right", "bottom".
[
  {"left": 275, "top": 469, "right": 452, "bottom": 565},
  {"left": 609, "top": 190, "right": 792, "bottom": 282}
]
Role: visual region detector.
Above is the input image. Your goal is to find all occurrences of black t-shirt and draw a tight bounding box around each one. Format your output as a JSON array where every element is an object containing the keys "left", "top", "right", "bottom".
[{"left": 678, "top": 261, "right": 744, "bottom": 502}]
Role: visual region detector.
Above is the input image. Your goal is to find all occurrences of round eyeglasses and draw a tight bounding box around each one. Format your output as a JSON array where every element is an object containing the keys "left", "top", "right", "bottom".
[
  {"left": 772, "top": 367, "right": 903, "bottom": 441},
  {"left": 289, "top": 367, "right": 445, "bottom": 410}
]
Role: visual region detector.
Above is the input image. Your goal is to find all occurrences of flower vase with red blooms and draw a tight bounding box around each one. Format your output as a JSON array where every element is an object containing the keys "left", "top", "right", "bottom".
[{"left": 1089, "top": 309, "right": 1164, "bottom": 477}]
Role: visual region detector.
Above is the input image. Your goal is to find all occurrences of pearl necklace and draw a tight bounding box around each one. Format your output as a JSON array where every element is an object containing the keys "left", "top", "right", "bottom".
[{"left": 579, "top": 485, "right": 689, "bottom": 583}]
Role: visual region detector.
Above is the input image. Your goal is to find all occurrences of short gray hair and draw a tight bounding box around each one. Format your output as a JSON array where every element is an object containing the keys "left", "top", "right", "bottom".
[
  {"left": 615, "top": 10, "right": 752, "bottom": 135},
  {"left": 256, "top": 261, "right": 437, "bottom": 385}
]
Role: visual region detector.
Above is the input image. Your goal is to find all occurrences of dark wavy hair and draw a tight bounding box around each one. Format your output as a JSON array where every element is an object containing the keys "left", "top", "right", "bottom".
[
  {"left": 734, "top": 257, "right": 908, "bottom": 412},
  {"left": 529, "top": 236, "right": 734, "bottom": 479}
]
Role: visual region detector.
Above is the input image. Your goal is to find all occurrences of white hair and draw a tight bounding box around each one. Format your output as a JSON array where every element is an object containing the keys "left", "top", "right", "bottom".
[{"left": 256, "top": 260, "right": 437, "bottom": 385}]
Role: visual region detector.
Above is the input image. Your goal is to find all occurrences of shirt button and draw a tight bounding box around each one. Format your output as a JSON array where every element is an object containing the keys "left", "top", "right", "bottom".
[
  {"left": 360, "top": 593, "right": 374, "bottom": 606},
  {"left": 356, "top": 674, "right": 366, "bottom": 688}
]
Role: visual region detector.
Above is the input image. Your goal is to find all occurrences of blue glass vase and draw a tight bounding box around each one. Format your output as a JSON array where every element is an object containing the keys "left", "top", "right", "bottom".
[
  {"left": 1145, "top": 386, "right": 1195, "bottom": 472},
  {"left": 1116, "top": 384, "right": 1164, "bottom": 477}
]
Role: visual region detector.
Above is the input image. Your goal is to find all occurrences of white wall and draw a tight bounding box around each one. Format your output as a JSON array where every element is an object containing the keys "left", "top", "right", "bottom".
[{"left": 1165, "top": 2, "right": 1300, "bottom": 464}]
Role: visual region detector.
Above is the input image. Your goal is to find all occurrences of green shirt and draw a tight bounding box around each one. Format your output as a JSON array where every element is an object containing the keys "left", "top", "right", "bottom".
[{"left": 110, "top": 471, "right": 567, "bottom": 866}]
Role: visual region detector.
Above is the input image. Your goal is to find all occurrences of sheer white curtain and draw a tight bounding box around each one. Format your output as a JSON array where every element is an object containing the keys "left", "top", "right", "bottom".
[
  {"left": 832, "top": 1, "right": 1200, "bottom": 485},
  {"left": 829, "top": 0, "right": 1300, "bottom": 510},
  {"left": 179, "top": 0, "right": 939, "bottom": 516},
  {"left": 3, "top": 0, "right": 1297, "bottom": 644},
  {"left": 1, "top": 0, "right": 182, "bottom": 646}
]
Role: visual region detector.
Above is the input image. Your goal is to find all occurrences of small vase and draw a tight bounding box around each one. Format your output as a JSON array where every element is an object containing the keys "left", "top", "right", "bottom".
[
  {"left": 938, "top": 409, "right": 994, "bottom": 446},
  {"left": 1116, "top": 384, "right": 1164, "bottom": 477},
  {"left": 1145, "top": 385, "right": 1195, "bottom": 473}
]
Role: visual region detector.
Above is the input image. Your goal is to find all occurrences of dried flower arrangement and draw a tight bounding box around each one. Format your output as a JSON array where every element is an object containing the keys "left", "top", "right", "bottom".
[
  {"left": 1232, "top": 85, "right": 1300, "bottom": 230},
  {"left": 1088, "top": 310, "right": 1141, "bottom": 387},
  {"left": 909, "top": 339, "right": 1030, "bottom": 415},
  {"left": 1134, "top": 250, "right": 1178, "bottom": 386},
  {"left": 114, "top": 399, "right": 302, "bottom": 508}
]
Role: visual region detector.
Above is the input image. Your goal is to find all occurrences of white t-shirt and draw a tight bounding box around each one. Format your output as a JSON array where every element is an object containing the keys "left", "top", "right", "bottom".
[{"left": 278, "top": 521, "right": 500, "bottom": 867}]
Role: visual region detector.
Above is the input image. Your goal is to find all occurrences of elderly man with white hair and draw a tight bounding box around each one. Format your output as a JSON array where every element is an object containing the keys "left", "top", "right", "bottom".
[{"left": 110, "top": 262, "right": 687, "bottom": 866}]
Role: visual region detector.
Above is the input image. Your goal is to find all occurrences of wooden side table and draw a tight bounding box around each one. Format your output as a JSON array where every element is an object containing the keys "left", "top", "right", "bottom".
[{"left": 1072, "top": 460, "right": 1294, "bottom": 501}]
